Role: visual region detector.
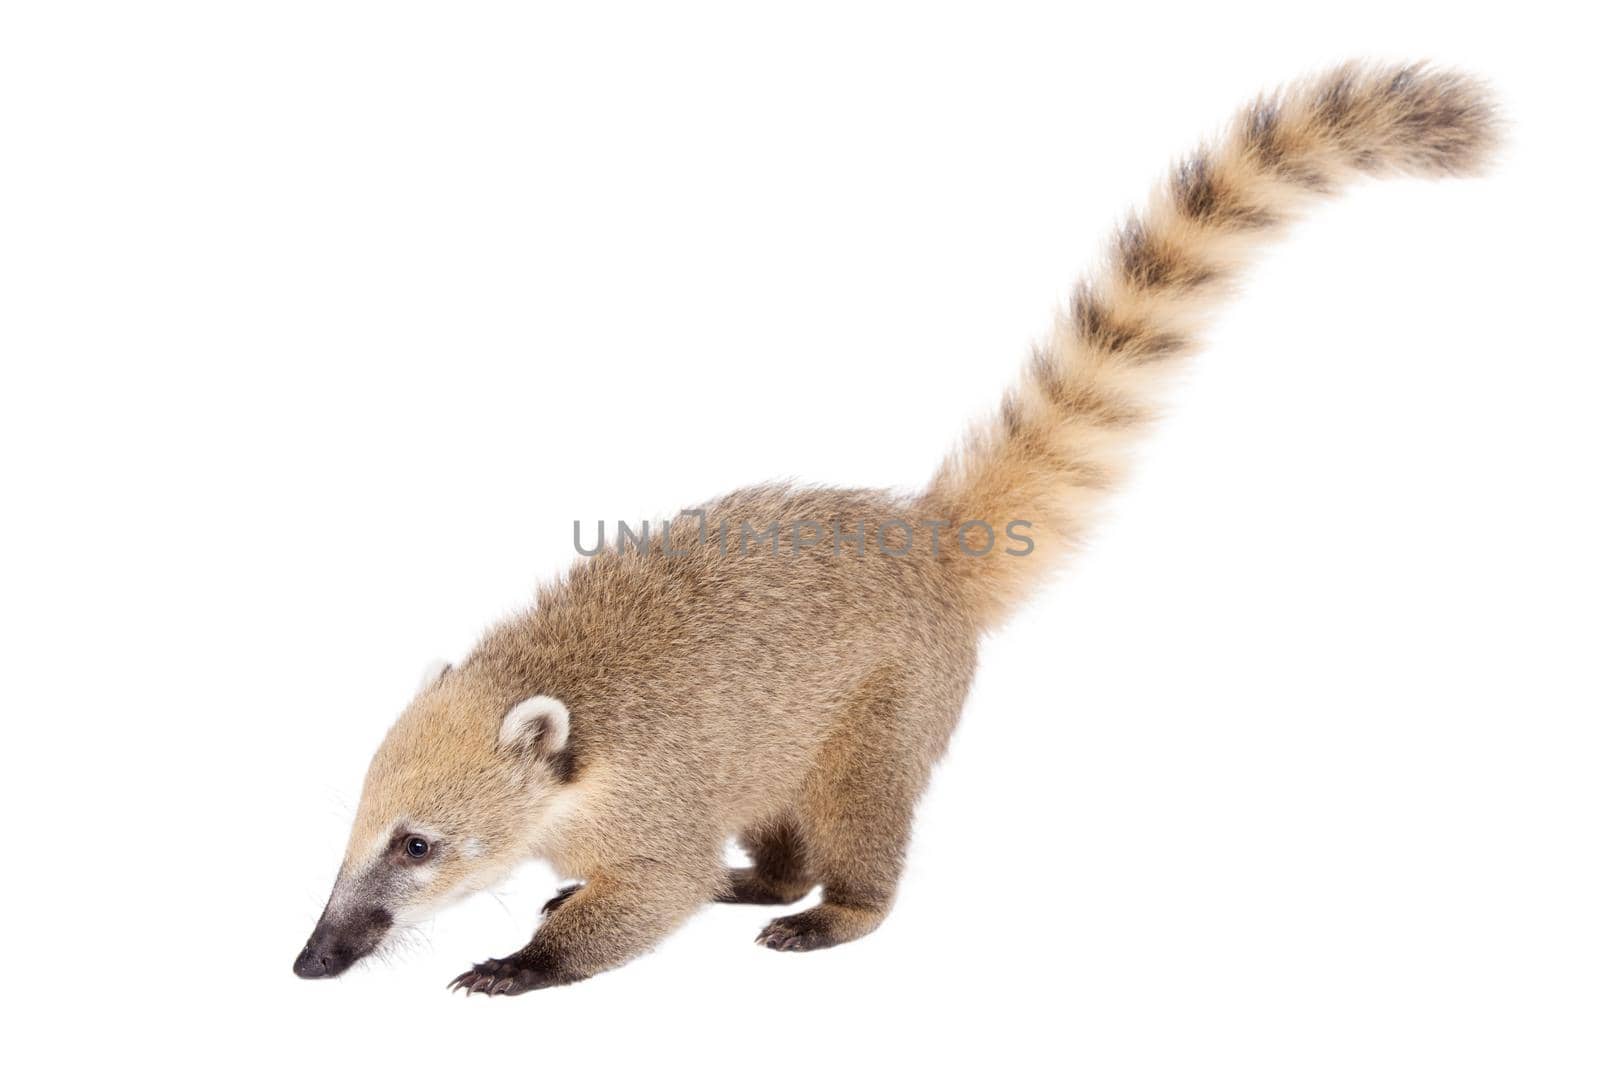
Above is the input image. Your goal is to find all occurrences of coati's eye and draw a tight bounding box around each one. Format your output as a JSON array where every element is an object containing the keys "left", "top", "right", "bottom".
[{"left": 404, "top": 836, "right": 430, "bottom": 860}]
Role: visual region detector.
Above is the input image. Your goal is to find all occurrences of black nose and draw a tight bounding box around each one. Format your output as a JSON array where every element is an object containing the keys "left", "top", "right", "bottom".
[
  {"left": 293, "top": 943, "right": 335, "bottom": 979},
  {"left": 293, "top": 934, "right": 357, "bottom": 979},
  {"left": 293, "top": 906, "right": 391, "bottom": 980}
]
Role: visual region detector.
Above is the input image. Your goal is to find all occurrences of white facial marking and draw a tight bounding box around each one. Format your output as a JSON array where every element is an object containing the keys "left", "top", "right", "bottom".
[
  {"left": 499, "top": 695, "right": 570, "bottom": 751},
  {"left": 463, "top": 838, "right": 484, "bottom": 860},
  {"left": 354, "top": 818, "right": 407, "bottom": 865}
]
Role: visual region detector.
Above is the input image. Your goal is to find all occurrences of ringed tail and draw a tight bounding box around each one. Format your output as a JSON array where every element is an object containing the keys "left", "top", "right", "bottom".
[{"left": 922, "top": 61, "right": 1500, "bottom": 630}]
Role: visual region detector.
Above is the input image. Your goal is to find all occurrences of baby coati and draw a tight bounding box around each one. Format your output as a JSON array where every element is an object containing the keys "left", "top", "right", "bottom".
[{"left": 294, "top": 62, "right": 1498, "bottom": 995}]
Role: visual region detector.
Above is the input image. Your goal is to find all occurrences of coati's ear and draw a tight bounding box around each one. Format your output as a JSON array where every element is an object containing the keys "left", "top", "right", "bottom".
[
  {"left": 499, "top": 695, "right": 570, "bottom": 755},
  {"left": 417, "top": 659, "right": 452, "bottom": 695}
]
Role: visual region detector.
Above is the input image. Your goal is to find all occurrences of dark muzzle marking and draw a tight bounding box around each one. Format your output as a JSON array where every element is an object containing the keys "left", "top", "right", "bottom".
[{"left": 292, "top": 906, "right": 393, "bottom": 980}]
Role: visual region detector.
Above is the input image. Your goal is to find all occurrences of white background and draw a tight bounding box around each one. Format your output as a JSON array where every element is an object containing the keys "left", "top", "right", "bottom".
[{"left": 3, "top": 2, "right": 1595, "bottom": 1063}]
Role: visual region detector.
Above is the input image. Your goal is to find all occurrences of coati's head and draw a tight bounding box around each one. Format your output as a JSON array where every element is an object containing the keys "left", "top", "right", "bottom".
[{"left": 293, "top": 660, "right": 575, "bottom": 979}]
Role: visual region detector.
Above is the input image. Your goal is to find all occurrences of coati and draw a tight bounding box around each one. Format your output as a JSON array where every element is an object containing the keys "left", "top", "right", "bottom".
[{"left": 294, "top": 62, "right": 1499, "bottom": 995}]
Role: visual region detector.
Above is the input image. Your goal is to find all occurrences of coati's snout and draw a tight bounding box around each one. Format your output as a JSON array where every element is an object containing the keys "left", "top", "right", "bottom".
[{"left": 293, "top": 904, "right": 393, "bottom": 979}]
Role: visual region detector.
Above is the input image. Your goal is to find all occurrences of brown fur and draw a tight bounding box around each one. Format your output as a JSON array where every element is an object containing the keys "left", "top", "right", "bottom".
[
  {"left": 928, "top": 61, "right": 1498, "bottom": 628},
  {"left": 301, "top": 62, "right": 1499, "bottom": 994}
]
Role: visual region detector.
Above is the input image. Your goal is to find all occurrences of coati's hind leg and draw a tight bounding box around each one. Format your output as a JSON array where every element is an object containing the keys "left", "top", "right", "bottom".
[
  {"left": 717, "top": 817, "right": 813, "bottom": 905},
  {"left": 757, "top": 670, "right": 936, "bottom": 953}
]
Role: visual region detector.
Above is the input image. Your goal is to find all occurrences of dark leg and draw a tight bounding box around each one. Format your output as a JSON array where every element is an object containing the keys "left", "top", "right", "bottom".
[
  {"left": 541, "top": 883, "right": 582, "bottom": 915},
  {"left": 717, "top": 817, "right": 813, "bottom": 905},
  {"left": 757, "top": 673, "right": 927, "bottom": 952},
  {"left": 450, "top": 862, "right": 715, "bottom": 996}
]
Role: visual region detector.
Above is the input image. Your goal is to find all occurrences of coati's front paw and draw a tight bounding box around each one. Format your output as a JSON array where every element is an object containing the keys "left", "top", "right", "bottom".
[
  {"left": 447, "top": 956, "right": 534, "bottom": 996},
  {"left": 447, "top": 953, "right": 571, "bottom": 996}
]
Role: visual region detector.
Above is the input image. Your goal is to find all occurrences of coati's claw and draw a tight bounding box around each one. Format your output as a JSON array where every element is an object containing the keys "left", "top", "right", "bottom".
[
  {"left": 756, "top": 917, "right": 824, "bottom": 952},
  {"left": 757, "top": 904, "right": 881, "bottom": 952},
  {"left": 757, "top": 928, "right": 806, "bottom": 951},
  {"left": 449, "top": 959, "right": 505, "bottom": 995},
  {"left": 541, "top": 883, "right": 582, "bottom": 915},
  {"left": 448, "top": 954, "right": 571, "bottom": 996}
]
